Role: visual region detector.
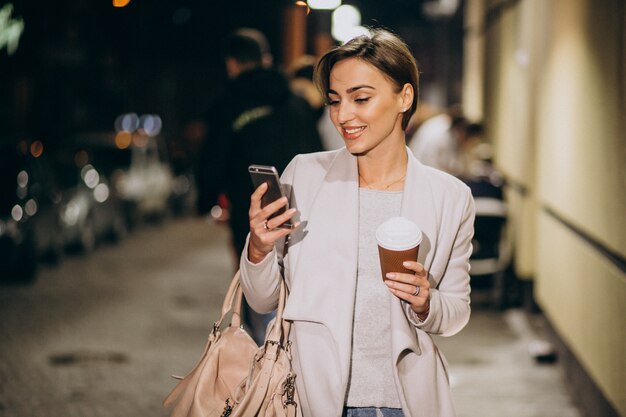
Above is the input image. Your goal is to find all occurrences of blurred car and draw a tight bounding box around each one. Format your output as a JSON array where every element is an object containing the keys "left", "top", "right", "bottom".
[
  {"left": 71, "top": 131, "right": 174, "bottom": 227},
  {"left": 0, "top": 141, "right": 64, "bottom": 282},
  {"left": 53, "top": 148, "right": 128, "bottom": 253}
]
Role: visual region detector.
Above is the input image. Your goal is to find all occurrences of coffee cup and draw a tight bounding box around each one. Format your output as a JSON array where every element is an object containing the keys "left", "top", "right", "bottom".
[{"left": 376, "top": 217, "right": 422, "bottom": 280}]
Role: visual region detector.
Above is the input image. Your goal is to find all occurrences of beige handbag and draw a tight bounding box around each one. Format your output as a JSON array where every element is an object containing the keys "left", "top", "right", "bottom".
[{"left": 163, "top": 271, "right": 298, "bottom": 417}]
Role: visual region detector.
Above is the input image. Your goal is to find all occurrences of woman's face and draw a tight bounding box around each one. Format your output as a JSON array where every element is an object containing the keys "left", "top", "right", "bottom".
[{"left": 327, "top": 57, "right": 411, "bottom": 156}]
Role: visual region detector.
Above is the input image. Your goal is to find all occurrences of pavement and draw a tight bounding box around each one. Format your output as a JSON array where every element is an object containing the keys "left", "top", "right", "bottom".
[
  {"left": 0, "top": 218, "right": 584, "bottom": 417},
  {"left": 437, "top": 307, "right": 582, "bottom": 417}
]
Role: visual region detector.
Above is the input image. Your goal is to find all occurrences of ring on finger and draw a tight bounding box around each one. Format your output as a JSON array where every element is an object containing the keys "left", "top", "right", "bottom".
[
  {"left": 412, "top": 286, "right": 420, "bottom": 297},
  {"left": 263, "top": 220, "right": 270, "bottom": 230}
]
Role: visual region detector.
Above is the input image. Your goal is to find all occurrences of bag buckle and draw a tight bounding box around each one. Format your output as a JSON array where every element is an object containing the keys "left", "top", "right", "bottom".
[
  {"left": 220, "top": 398, "right": 233, "bottom": 417},
  {"left": 283, "top": 373, "right": 297, "bottom": 406},
  {"left": 265, "top": 339, "right": 283, "bottom": 350}
]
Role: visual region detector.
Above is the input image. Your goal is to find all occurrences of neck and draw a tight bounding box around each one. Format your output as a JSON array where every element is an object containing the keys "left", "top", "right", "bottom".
[{"left": 357, "top": 143, "right": 408, "bottom": 191}]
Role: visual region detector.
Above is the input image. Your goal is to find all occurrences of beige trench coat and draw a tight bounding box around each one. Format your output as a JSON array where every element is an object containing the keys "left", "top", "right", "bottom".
[{"left": 240, "top": 148, "right": 475, "bottom": 417}]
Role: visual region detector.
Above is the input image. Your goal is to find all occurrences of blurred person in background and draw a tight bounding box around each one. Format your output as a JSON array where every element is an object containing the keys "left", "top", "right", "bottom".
[
  {"left": 288, "top": 55, "right": 345, "bottom": 151},
  {"left": 407, "top": 106, "right": 469, "bottom": 176},
  {"left": 456, "top": 121, "right": 488, "bottom": 181},
  {"left": 403, "top": 102, "right": 442, "bottom": 140},
  {"left": 240, "top": 29, "right": 474, "bottom": 417},
  {"left": 194, "top": 28, "right": 322, "bottom": 344}
]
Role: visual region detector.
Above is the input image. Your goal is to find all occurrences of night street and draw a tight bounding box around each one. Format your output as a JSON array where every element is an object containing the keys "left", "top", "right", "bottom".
[
  {"left": 0, "top": 218, "right": 235, "bottom": 417},
  {"left": 1, "top": 1, "right": 623, "bottom": 415},
  {"left": 0, "top": 218, "right": 582, "bottom": 417}
]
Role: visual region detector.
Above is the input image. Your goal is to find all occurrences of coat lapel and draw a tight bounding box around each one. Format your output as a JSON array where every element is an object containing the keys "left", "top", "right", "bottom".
[
  {"left": 283, "top": 149, "right": 359, "bottom": 380},
  {"left": 400, "top": 149, "right": 439, "bottom": 269},
  {"left": 391, "top": 151, "right": 440, "bottom": 358}
]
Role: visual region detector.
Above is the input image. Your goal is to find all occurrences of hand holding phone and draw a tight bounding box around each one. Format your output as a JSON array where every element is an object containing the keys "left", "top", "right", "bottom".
[
  {"left": 248, "top": 164, "right": 293, "bottom": 229},
  {"left": 247, "top": 165, "right": 298, "bottom": 263}
]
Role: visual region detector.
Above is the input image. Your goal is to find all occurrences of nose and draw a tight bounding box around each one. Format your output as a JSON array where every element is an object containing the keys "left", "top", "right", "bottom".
[{"left": 335, "top": 102, "right": 354, "bottom": 125}]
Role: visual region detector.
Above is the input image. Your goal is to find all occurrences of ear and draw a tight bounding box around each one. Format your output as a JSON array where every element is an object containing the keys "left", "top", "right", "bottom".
[{"left": 399, "top": 83, "right": 414, "bottom": 111}]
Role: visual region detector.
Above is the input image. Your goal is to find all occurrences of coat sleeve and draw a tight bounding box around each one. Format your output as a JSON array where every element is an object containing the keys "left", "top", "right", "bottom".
[
  {"left": 406, "top": 185, "right": 475, "bottom": 337},
  {"left": 239, "top": 238, "right": 282, "bottom": 314},
  {"left": 238, "top": 155, "right": 301, "bottom": 314}
]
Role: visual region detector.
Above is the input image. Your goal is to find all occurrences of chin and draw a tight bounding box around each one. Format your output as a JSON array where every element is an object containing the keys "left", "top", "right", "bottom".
[
  {"left": 346, "top": 139, "right": 375, "bottom": 155},
  {"left": 345, "top": 143, "right": 364, "bottom": 156},
  {"left": 346, "top": 147, "right": 369, "bottom": 157}
]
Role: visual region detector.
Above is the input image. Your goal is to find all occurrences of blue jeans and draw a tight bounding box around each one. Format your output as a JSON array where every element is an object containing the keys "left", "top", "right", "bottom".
[{"left": 342, "top": 407, "right": 404, "bottom": 417}]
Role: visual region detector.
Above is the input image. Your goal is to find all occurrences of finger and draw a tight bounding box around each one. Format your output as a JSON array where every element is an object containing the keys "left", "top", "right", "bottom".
[
  {"left": 250, "top": 182, "right": 269, "bottom": 212},
  {"left": 384, "top": 266, "right": 430, "bottom": 290},
  {"left": 271, "top": 225, "right": 298, "bottom": 239},
  {"left": 384, "top": 278, "right": 426, "bottom": 296},
  {"left": 386, "top": 285, "right": 425, "bottom": 305},
  {"left": 260, "top": 224, "right": 298, "bottom": 245},
  {"left": 384, "top": 271, "right": 428, "bottom": 287},
  {"left": 260, "top": 196, "right": 289, "bottom": 219},
  {"left": 266, "top": 208, "right": 297, "bottom": 230},
  {"left": 401, "top": 261, "right": 427, "bottom": 276}
]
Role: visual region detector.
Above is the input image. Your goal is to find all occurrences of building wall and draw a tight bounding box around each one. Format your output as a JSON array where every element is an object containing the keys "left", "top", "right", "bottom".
[{"left": 466, "top": 0, "right": 626, "bottom": 414}]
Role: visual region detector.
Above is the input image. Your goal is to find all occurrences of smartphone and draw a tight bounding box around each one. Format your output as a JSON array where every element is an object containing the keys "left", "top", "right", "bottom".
[{"left": 248, "top": 164, "right": 293, "bottom": 229}]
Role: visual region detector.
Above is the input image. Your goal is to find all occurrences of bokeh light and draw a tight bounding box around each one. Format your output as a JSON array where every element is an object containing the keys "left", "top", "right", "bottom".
[
  {"left": 94, "top": 183, "right": 110, "bottom": 203},
  {"left": 308, "top": 0, "right": 341, "bottom": 10},
  {"left": 30, "top": 140, "right": 44, "bottom": 158},
  {"left": 133, "top": 134, "right": 149, "bottom": 148},
  {"left": 114, "top": 112, "right": 139, "bottom": 133},
  {"left": 331, "top": 5, "right": 365, "bottom": 43},
  {"left": 115, "top": 131, "right": 132, "bottom": 149},
  {"left": 24, "top": 199, "right": 38, "bottom": 216},
  {"left": 81, "top": 165, "right": 100, "bottom": 189},
  {"left": 112, "top": 0, "right": 131, "bottom": 8},
  {"left": 294, "top": 1, "right": 311, "bottom": 14},
  {"left": 17, "top": 170, "right": 28, "bottom": 188},
  {"left": 138, "top": 114, "right": 162, "bottom": 137},
  {"left": 11, "top": 204, "right": 23, "bottom": 222},
  {"left": 74, "top": 149, "right": 89, "bottom": 167}
]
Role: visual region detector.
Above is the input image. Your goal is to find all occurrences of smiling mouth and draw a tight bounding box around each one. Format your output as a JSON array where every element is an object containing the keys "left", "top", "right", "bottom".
[{"left": 341, "top": 126, "right": 366, "bottom": 139}]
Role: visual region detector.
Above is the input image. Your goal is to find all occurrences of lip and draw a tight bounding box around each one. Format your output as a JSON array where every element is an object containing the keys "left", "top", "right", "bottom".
[{"left": 341, "top": 126, "right": 366, "bottom": 140}]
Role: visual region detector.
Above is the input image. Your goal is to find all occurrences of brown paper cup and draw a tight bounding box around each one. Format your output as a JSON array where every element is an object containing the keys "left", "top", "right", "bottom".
[
  {"left": 377, "top": 244, "right": 420, "bottom": 279},
  {"left": 376, "top": 217, "right": 422, "bottom": 280}
]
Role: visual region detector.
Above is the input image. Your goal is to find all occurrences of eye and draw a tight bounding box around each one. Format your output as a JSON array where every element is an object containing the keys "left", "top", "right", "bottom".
[
  {"left": 355, "top": 97, "right": 370, "bottom": 104},
  {"left": 327, "top": 99, "right": 340, "bottom": 106}
]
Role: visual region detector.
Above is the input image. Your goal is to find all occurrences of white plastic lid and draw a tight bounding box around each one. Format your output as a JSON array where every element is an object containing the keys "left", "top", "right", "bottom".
[{"left": 375, "top": 217, "right": 422, "bottom": 250}]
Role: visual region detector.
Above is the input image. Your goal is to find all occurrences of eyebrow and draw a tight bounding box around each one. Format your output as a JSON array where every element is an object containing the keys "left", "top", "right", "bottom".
[{"left": 328, "top": 84, "right": 376, "bottom": 95}]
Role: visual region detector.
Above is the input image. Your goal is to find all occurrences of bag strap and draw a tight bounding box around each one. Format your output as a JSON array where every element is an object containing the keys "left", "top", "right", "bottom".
[
  {"left": 266, "top": 277, "right": 289, "bottom": 344},
  {"left": 163, "top": 271, "right": 244, "bottom": 408},
  {"left": 214, "top": 270, "right": 244, "bottom": 330}
]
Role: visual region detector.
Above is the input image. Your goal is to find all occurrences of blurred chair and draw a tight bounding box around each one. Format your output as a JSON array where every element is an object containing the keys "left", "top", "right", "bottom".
[{"left": 465, "top": 172, "right": 510, "bottom": 308}]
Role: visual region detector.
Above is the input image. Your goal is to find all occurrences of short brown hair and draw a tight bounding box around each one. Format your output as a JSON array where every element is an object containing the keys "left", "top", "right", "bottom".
[{"left": 314, "top": 28, "right": 419, "bottom": 130}]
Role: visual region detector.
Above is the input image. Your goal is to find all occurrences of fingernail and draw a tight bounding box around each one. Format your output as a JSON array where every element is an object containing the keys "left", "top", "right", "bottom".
[
  {"left": 386, "top": 273, "right": 395, "bottom": 279},
  {"left": 384, "top": 280, "right": 392, "bottom": 286},
  {"left": 403, "top": 261, "right": 411, "bottom": 267}
]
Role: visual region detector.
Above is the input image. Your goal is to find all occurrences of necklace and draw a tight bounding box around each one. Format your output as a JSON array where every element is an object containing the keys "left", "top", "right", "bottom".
[{"left": 359, "top": 173, "right": 406, "bottom": 190}]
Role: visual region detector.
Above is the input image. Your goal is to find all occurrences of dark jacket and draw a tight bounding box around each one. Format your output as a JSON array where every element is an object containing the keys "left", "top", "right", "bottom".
[{"left": 195, "top": 66, "right": 323, "bottom": 254}]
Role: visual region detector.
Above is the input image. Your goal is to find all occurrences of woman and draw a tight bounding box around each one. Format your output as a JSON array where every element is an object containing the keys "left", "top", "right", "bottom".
[{"left": 240, "top": 29, "right": 475, "bottom": 417}]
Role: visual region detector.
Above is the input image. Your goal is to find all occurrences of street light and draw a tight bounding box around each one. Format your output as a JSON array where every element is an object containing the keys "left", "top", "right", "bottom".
[
  {"left": 308, "top": 0, "right": 341, "bottom": 10},
  {"left": 331, "top": 5, "right": 368, "bottom": 43}
]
